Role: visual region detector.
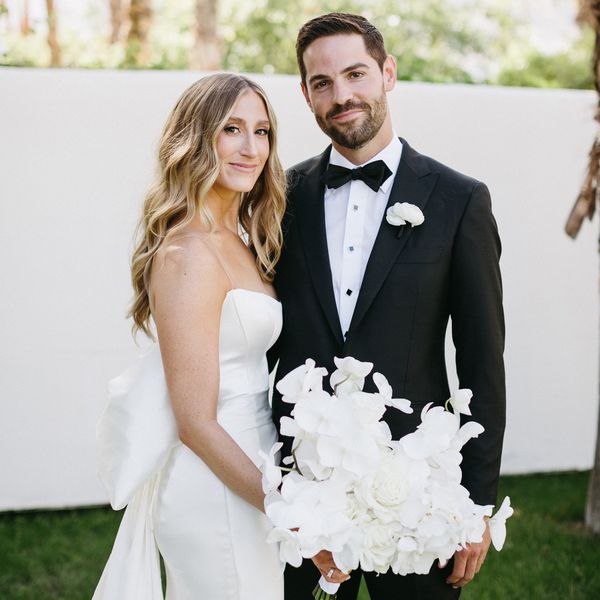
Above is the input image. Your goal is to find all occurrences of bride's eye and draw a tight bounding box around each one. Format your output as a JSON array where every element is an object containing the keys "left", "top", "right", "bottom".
[{"left": 224, "top": 125, "right": 241, "bottom": 134}]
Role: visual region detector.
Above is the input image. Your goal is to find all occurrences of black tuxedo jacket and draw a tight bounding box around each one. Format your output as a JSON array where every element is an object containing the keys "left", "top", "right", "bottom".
[{"left": 268, "top": 138, "right": 505, "bottom": 506}]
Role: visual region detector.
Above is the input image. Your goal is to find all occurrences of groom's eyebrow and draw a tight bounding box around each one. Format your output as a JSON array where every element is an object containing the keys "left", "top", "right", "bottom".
[{"left": 308, "top": 63, "right": 370, "bottom": 85}]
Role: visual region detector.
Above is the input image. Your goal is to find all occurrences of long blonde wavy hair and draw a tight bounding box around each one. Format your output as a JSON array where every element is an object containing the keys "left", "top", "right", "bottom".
[{"left": 129, "top": 73, "right": 287, "bottom": 337}]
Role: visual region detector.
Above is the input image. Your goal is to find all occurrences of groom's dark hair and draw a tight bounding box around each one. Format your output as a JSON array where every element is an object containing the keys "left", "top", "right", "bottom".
[{"left": 296, "top": 13, "right": 387, "bottom": 86}]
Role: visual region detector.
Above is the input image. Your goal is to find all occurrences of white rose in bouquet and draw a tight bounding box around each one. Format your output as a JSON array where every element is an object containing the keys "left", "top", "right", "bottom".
[{"left": 353, "top": 448, "right": 429, "bottom": 525}]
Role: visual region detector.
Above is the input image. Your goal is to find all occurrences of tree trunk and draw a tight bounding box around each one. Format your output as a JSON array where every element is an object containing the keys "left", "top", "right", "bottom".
[
  {"left": 45, "top": 0, "right": 61, "bottom": 67},
  {"left": 109, "top": 0, "right": 124, "bottom": 44},
  {"left": 587, "top": 375, "right": 600, "bottom": 532},
  {"left": 126, "top": 0, "right": 152, "bottom": 67},
  {"left": 190, "top": 0, "right": 221, "bottom": 71},
  {"left": 572, "top": 0, "right": 600, "bottom": 535},
  {"left": 20, "top": 0, "right": 30, "bottom": 36}
]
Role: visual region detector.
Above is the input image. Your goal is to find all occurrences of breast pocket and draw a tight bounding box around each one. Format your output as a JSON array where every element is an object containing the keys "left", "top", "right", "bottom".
[{"left": 395, "top": 245, "right": 445, "bottom": 264}]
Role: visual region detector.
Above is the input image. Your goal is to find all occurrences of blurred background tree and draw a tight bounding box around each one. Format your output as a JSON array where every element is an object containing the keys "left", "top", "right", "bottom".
[
  {"left": 565, "top": 0, "right": 600, "bottom": 535},
  {"left": 108, "top": 0, "right": 123, "bottom": 44},
  {"left": 190, "top": 0, "right": 221, "bottom": 70},
  {"left": 0, "top": 0, "right": 594, "bottom": 89},
  {"left": 123, "top": 0, "right": 152, "bottom": 67},
  {"left": 45, "top": 0, "right": 60, "bottom": 66},
  {"left": 19, "top": 0, "right": 30, "bottom": 35}
]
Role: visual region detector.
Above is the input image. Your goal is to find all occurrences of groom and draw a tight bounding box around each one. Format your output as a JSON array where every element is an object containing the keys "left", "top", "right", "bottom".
[{"left": 269, "top": 12, "right": 505, "bottom": 600}]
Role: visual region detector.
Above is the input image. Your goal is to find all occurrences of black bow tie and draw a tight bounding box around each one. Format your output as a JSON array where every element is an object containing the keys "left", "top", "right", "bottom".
[{"left": 320, "top": 160, "right": 392, "bottom": 192}]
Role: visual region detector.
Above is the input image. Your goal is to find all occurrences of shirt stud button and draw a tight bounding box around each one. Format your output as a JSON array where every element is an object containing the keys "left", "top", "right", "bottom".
[{"left": 346, "top": 289, "right": 353, "bottom": 296}]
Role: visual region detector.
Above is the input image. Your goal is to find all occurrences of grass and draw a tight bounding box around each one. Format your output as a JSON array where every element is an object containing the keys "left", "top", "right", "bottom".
[{"left": 0, "top": 472, "right": 598, "bottom": 599}]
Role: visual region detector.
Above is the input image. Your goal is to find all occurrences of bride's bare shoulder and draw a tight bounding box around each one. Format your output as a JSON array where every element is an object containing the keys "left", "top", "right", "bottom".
[{"left": 152, "top": 227, "right": 226, "bottom": 285}]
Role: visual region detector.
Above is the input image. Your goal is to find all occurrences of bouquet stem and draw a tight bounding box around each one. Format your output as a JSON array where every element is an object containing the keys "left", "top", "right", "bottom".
[{"left": 312, "top": 576, "right": 339, "bottom": 600}]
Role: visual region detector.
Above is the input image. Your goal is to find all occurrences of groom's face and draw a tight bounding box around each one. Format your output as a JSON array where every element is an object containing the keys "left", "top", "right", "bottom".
[{"left": 300, "top": 34, "right": 396, "bottom": 150}]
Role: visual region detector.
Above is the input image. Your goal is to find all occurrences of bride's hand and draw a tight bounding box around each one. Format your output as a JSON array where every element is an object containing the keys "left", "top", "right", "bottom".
[{"left": 311, "top": 550, "right": 351, "bottom": 584}]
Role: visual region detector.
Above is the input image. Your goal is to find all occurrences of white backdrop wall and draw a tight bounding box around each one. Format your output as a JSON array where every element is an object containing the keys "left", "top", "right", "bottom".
[{"left": 0, "top": 68, "right": 598, "bottom": 511}]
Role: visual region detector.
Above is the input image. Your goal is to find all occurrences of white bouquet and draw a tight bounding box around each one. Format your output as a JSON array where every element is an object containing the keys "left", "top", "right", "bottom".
[{"left": 260, "top": 357, "right": 513, "bottom": 600}]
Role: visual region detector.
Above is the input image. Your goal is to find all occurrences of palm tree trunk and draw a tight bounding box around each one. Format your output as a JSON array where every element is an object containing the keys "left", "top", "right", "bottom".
[
  {"left": 126, "top": 0, "right": 152, "bottom": 67},
  {"left": 585, "top": 3, "right": 600, "bottom": 533},
  {"left": 45, "top": 0, "right": 61, "bottom": 67},
  {"left": 109, "top": 0, "right": 124, "bottom": 44},
  {"left": 587, "top": 383, "right": 600, "bottom": 532},
  {"left": 569, "top": 0, "right": 600, "bottom": 534},
  {"left": 566, "top": 2, "right": 600, "bottom": 237},
  {"left": 190, "top": 0, "right": 221, "bottom": 70},
  {"left": 20, "top": 0, "right": 30, "bottom": 36}
]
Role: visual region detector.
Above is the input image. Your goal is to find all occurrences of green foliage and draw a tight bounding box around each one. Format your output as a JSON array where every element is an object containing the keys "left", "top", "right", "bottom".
[
  {"left": 497, "top": 29, "right": 595, "bottom": 90},
  {"left": 0, "top": 472, "right": 599, "bottom": 599},
  {"left": 220, "top": 0, "right": 511, "bottom": 82},
  {"left": 0, "top": 0, "right": 595, "bottom": 90},
  {"left": 221, "top": 0, "right": 365, "bottom": 75}
]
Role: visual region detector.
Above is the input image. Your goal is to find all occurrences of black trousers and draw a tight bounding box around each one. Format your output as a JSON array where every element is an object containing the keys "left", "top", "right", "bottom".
[{"left": 284, "top": 559, "right": 461, "bottom": 600}]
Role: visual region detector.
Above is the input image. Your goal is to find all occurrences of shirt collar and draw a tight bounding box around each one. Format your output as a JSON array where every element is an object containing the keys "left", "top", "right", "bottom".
[{"left": 328, "top": 134, "right": 403, "bottom": 195}]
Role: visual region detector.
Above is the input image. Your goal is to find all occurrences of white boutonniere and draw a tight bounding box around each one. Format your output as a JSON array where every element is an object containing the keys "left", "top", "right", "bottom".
[{"left": 386, "top": 202, "right": 425, "bottom": 228}]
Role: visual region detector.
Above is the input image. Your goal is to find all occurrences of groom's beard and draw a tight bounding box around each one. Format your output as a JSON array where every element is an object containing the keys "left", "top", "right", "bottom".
[{"left": 316, "top": 91, "right": 387, "bottom": 151}]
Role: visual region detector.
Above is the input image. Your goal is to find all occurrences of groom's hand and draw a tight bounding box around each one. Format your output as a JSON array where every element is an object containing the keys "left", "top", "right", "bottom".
[
  {"left": 311, "top": 550, "right": 351, "bottom": 584},
  {"left": 446, "top": 521, "right": 491, "bottom": 588}
]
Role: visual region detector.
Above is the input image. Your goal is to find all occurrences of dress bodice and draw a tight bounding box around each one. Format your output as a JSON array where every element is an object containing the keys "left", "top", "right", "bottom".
[
  {"left": 215, "top": 288, "right": 282, "bottom": 432},
  {"left": 218, "top": 288, "right": 282, "bottom": 403}
]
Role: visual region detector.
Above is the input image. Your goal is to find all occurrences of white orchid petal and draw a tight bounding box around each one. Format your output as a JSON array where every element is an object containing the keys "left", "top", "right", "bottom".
[
  {"left": 449, "top": 389, "right": 473, "bottom": 416},
  {"left": 267, "top": 528, "right": 303, "bottom": 567},
  {"left": 276, "top": 361, "right": 314, "bottom": 401},
  {"left": 489, "top": 497, "right": 513, "bottom": 551},
  {"left": 420, "top": 402, "right": 434, "bottom": 421},
  {"left": 259, "top": 442, "right": 284, "bottom": 493},
  {"left": 494, "top": 496, "right": 514, "bottom": 521},
  {"left": 387, "top": 397, "right": 413, "bottom": 414},
  {"left": 279, "top": 416, "right": 300, "bottom": 438},
  {"left": 333, "top": 356, "right": 374, "bottom": 378},
  {"left": 372, "top": 372, "right": 393, "bottom": 400},
  {"left": 316, "top": 436, "right": 343, "bottom": 467},
  {"left": 269, "top": 442, "right": 283, "bottom": 457},
  {"left": 454, "top": 421, "right": 485, "bottom": 449}
]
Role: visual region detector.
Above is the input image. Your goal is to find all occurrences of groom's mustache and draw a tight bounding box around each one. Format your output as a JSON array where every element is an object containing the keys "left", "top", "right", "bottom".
[{"left": 326, "top": 101, "right": 371, "bottom": 121}]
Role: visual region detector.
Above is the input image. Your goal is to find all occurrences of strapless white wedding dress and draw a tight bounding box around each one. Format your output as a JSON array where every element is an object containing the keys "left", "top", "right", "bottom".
[{"left": 93, "top": 288, "right": 284, "bottom": 600}]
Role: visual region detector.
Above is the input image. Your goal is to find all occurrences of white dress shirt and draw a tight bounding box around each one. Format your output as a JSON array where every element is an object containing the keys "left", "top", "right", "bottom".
[{"left": 324, "top": 135, "right": 403, "bottom": 338}]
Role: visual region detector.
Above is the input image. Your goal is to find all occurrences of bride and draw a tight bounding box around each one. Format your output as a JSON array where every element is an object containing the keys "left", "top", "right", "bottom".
[{"left": 93, "top": 73, "right": 286, "bottom": 600}]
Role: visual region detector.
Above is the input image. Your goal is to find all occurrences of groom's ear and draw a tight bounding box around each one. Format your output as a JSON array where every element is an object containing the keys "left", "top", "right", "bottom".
[
  {"left": 300, "top": 82, "right": 314, "bottom": 112},
  {"left": 383, "top": 55, "right": 397, "bottom": 92}
]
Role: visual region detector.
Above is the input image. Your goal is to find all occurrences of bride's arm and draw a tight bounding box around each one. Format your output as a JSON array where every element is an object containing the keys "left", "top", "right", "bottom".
[{"left": 150, "top": 238, "right": 265, "bottom": 512}]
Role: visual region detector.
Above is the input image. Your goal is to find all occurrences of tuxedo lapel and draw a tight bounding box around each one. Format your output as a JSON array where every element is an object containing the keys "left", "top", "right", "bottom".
[
  {"left": 295, "top": 147, "right": 344, "bottom": 345},
  {"left": 347, "top": 139, "right": 439, "bottom": 336}
]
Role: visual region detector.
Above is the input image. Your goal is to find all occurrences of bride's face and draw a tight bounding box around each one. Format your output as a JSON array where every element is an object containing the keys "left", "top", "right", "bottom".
[{"left": 213, "top": 90, "right": 271, "bottom": 195}]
